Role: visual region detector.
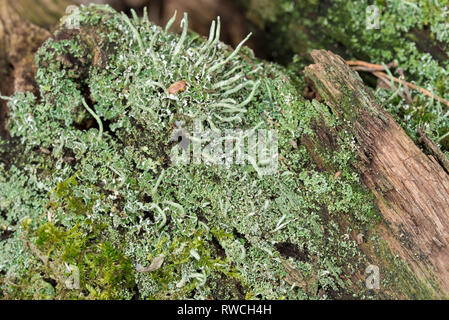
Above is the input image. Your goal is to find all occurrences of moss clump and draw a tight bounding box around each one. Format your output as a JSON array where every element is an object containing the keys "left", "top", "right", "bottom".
[
  {"left": 2, "top": 219, "right": 135, "bottom": 299},
  {"left": 36, "top": 221, "right": 135, "bottom": 299},
  {"left": 0, "top": 4, "right": 432, "bottom": 299}
]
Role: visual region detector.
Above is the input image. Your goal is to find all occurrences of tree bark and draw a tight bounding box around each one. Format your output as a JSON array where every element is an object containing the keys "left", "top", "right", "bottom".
[{"left": 303, "top": 50, "right": 449, "bottom": 298}]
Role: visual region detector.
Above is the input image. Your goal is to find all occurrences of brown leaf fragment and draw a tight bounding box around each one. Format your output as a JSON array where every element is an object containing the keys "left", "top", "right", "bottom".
[
  {"left": 334, "top": 171, "right": 342, "bottom": 179},
  {"left": 39, "top": 147, "right": 51, "bottom": 155},
  {"left": 167, "top": 80, "right": 186, "bottom": 95},
  {"left": 62, "top": 156, "right": 75, "bottom": 163}
]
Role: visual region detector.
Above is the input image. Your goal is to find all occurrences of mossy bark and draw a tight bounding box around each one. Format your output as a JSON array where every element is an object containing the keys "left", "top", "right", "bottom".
[{"left": 303, "top": 50, "right": 449, "bottom": 298}]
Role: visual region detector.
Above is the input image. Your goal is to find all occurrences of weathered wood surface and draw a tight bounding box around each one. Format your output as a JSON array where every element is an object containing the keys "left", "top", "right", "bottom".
[{"left": 304, "top": 50, "right": 449, "bottom": 297}]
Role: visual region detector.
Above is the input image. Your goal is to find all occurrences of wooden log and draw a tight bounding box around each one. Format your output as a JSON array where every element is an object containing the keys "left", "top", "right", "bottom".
[{"left": 303, "top": 50, "right": 449, "bottom": 298}]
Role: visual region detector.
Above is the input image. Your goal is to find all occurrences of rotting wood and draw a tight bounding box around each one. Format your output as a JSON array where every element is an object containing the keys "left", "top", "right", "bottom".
[{"left": 303, "top": 49, "right": 449, "bottom": 298}]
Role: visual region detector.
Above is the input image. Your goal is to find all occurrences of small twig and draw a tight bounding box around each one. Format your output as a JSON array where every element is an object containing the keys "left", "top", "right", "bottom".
[
  {"left": 346, "top": 60, "right": 398, "bottom": 71},
  {"left": 378, "top": 72, "right": 449, "bottom": 108},
  {"left": 347, "top": 60, "right": 449, "bottom": 108},
  {"left": 376, "top": 74, "right": 392, "bottom": 90},
  {"left": 351, "top": 66, "right": 386, "bottom": 73}
]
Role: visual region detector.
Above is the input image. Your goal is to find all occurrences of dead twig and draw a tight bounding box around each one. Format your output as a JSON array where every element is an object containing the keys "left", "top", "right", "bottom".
[
  {"left": 346, "top": 60, "right": 398, "bottom": 71},
  {"left": 346, "top": 60, "right": 449, "bottom": 108}
]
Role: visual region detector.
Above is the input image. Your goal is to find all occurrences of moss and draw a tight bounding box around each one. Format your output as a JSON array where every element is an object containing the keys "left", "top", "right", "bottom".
[
  {"left": 2, "top": 219, "right": 135, "bottom": 299},
  {"left": 36, "top": 222, "right": 135, "bottom": 299}
]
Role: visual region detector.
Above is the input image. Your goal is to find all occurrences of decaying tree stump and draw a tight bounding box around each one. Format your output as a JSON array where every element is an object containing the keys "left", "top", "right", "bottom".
[{"left": 303, "top": 50, "right": 449, "bottom": 298}]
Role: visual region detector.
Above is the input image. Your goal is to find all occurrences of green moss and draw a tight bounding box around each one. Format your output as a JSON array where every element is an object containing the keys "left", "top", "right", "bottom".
[
  {"left": 35, "top": 221, "right": 134, "bottom": 299},
  {"left": 2, "top": 219, "right": 135, "bottom": 299}
]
